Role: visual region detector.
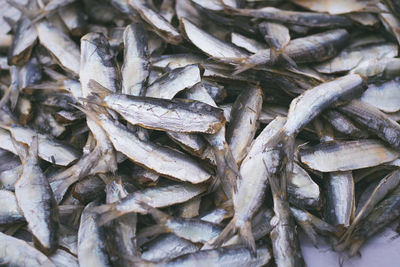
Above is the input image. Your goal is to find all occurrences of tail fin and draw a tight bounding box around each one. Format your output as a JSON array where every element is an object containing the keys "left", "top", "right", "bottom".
[
  {"left": 232, "top": 62, "right": 256, "bottom": 76},
  {"left": 90, "top": 203, "right": 125, "bottom": 226},
  {"left": 87, "top": 79, "right": 113, "bottom": 98},
  {"left": 9, "top": 134, "right": 28, "bottom": 164},
  {"left": 137, "top": 201, "right": 171, "bottom": 224},
  {"left": 211, "top": 218, "right": 237, "bottom": 248},
  {"left": 238, "top": 220, "right": 256, "bottom": 255}
]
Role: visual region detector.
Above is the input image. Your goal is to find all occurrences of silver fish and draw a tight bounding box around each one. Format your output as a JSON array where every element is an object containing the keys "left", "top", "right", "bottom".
[
  {"left": 338, "top": 100, "right": 400, "bottom": 149},
  {"left": 78, "top": 201, "right": 111, "bottom": 267},
  {"left": 212, "top": 117, "right": 286, "bottom": 252},
  {"left": 141, "top": 234, "right": 199, "bottom": 263},
  {"left": 122, "top": 23, "right": 149, "bottom": 96},
  {"left": 299, "top": 139, "right": 400, "bottom": 172},
  {"left": 145, "top": 64, "right": 201, "bottom": 99},
  {"left": 92, "top": 183, "right": 207, "bottom": 225},
  {"left": 13, "top": 137, "right": 59, "bottom": 253},
  {"left": 180, "top": 18, "right": 249, "bottom": 62},
  {"left": 226, "top": 86, "right": 263, "bottom": 165}
]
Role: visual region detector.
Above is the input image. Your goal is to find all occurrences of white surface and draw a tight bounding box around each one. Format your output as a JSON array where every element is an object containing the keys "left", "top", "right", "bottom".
[{"left": 301, "top": 226, "right": 400, "bottom": 267}]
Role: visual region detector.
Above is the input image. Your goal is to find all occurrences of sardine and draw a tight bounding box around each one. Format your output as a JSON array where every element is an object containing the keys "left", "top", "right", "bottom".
[
  {"left": 338, "top": 100, "right": 400, "bottom": 149},
  {"left": 122, "top": 23, "right": 149, "bottom": 96},
  {"left": 13, "top": 137, "right": 59, "bottom": 253},
  {"left": 141, "top": 234, "right": 199, "bottom": 263},
  {"left": 227, "top": 86, "right": 262, "bottom": 164},
  {"left": 92, "top": 183, "right": 207, "bottom": 225},
  {"left": 78, "top": 201, "right": 111, "bottom": 267},
  {"left": 299, "top": 139, "right": 400, "bottom": 172}
]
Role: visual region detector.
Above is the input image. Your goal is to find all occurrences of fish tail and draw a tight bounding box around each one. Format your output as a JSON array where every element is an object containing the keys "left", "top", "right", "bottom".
[
  {"left": 87, "top": 79, "right": 113, "bottom": 99},
  {"left": 238, "top": 220, "right": 257, "bottom": 255},
  {"left": 211, "top": 218, "right": 238, "bottom": 248},
  {"left": 50, "top": 175, "right": 79, "bottom": 204},
  {"left": 296, "top": 220, "right": 318, "bottom": 248},
  {"left": 137, "top": 225, "right": 170, "bottom": 246},
  {"left": 137, "top": 201, "right": 170, "bottom": 224},
  {"left": 232, "top": 61, "right": 256, "bottom": 76},
  {"left": 92, "top": 203, "right": 124, "bottom": 226},
  {"left": 349, "top": 239, "right": 364, "bottom": 257}
]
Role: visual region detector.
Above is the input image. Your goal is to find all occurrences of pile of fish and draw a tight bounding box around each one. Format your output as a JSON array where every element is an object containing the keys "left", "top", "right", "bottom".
[{"left": 2, "top": 0, "right": 400, "bottom": 266}]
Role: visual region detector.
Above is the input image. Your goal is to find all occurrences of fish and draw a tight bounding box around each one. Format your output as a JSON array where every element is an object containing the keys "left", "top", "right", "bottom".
[
  {"left": 212, "top": 117, "right": 286, "bottom": 253},
  {"left": 338, "top": 100, "right": 400, "bottom": 149},
  {"left": 13, "top": 136, "right": 59, "bottom": 253},
  {"left": 78, "top": 201, "right": 111, "bottom": 267},
  {"left": 236, "top": 28, "right": 350, "bottom": 73},
  {"left": 122, "top": 23, "right": 149, "bottom": 96},
  {"left": 359, "top": 78, "right": 400, "bottom": 112},
  {"left": 88, "top": 84, "right": 225, "bottom": 134},
  {"left": 91, "top": 183, "right": 207, "bottom": 225},
  {"left": 129, "top": 0, "right": 182, "bottom": 44},
  {"left": 226, "top": 86, "right": 263, "bottom": 165},
  {"left": 141, "top": 234, "right": 199, "bottom": 263},
  {"left": 258, "top": 22, "right": 290, "bottom": 62},
  {"left": 299, "top": 139, "right": 400, "bottom": 172}
]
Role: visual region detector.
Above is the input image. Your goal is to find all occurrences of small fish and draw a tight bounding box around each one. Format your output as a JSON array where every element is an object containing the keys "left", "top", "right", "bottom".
[
  {"left": 89, "top": 85, "right": 225, "bottom": 134},
  {"left": 299, "top": 139, "right": 400, "bottom": 172},
  {"left": 180, "top": 18, "right": 250, "bottom": 63},
  {"left": 78, "top": 201, "right": 111, "bottom": 267},
  {"left": 129, "top": 0, "right": 182, "bottom": 44},
  {"left": 145, "top": 64, "right": 201, "bottom": 99},
  {"left": 227, "top": 86, "right": 263, "bottom": 165},
  {"left": 13, "top": 136, "right": 59, "bottom": 253},
  {"left": 212, "top": 117, "right": 286, "bottom": 253},
  {"left": 91, "top": 183, "right": 207, "bottom": 225},
  {"left": 141, "top": 234, "right": 199, "bottom": 263},
  {"left": 338, "top": 100, "right": 400, "bottom": 149},
  {"left": 122, "top": 23, "right": 149, "bottom": 96},
  {"left": 258, "top": 22, "right": 290, "bottom": 62},
  {"left": 236, "top": 29, "right": 350, "bottom": 73}
]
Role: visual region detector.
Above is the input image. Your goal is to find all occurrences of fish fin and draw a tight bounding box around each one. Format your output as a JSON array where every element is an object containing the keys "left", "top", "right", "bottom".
[
  {"left": 232, "top": 62, "right": 256, "bottom": 76},
  {"left": 137, "top": 225, "right": 170, "bottom": 245},
  {"left": 349, "top": 239, "right": 364, "bottom": 257},
  {"left": 87, "top": 79, "right": 113, "bottom": 98},
  {"left": 9, "top": 134, "right": 28, "bottom": 164},
  {"left": 211, "top": 218, "right": 237, "bottom": 248},
  {"left": 281, "top": 52, "right": 297, "bottom": 67},
  {"left": 43, "top": 67, "right": 68, "bottom": 80},
  {"left": 9, "top": 87, "right": 19, "bottom": 110},
  {"left": 0, "top": 84, "right": 12, "bottom": 108},
  {"left": 70, "top": 103, "right": 103, "bottom": 127},
  {"left": 137, "top": 201, "right": 171, "bottom": 224},
  {"left": 238, "top": 220, "right": 257, "bottom": 255},
  {"left": 294, "top": 219, "right": 319, "bottom": 248},
  {"left": 91, "top": 203, "right": 125, "bottom": 226}
]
